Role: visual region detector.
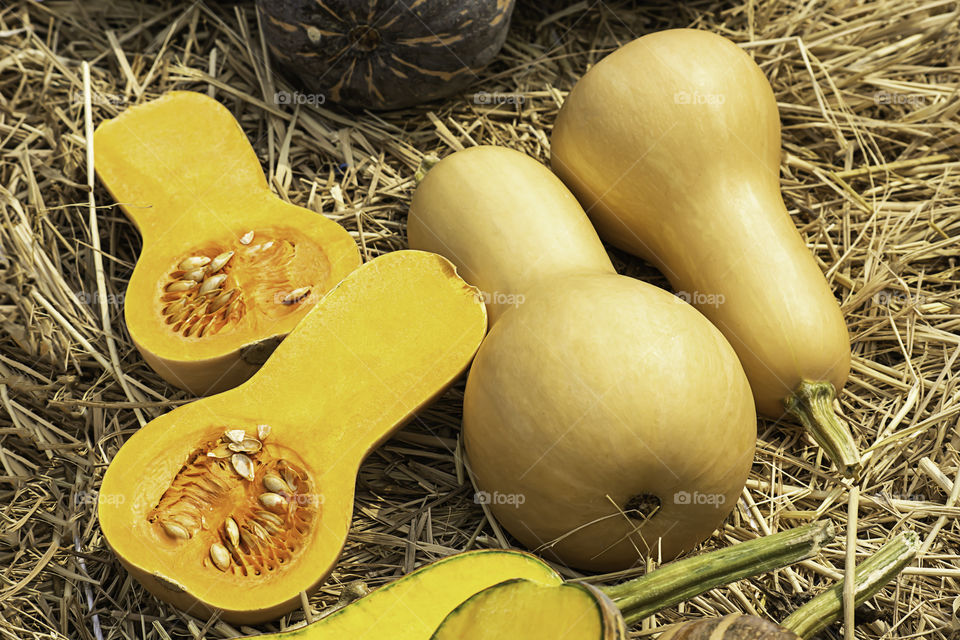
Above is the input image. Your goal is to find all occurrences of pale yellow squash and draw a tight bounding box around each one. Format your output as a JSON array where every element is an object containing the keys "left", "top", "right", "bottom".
[
  {"left": 408, "top": 145, "right": 756, "bottom": 571},
  {"left": 551, "top": 29, "right": 858, "bottom": 476}
]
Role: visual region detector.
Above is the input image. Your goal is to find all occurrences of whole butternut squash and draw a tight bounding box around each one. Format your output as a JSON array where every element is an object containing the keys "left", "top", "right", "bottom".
[
  {"left": 551, "top": 29, "right": 859, "bottom": 477},
  {"left": 408, "top": 145, "right": 756, "bottom": 571}
]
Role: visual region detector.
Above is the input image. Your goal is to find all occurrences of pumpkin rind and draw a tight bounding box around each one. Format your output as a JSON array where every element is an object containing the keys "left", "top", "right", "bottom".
[
  {"left": 257, "top": 0, "right": 516, "bottom": 110},
  {"left": 98, "top": 250, "right": 487, "bottom": 624},
  {"left": 93, "top": 91, "right": 361, "bottom": 395}
]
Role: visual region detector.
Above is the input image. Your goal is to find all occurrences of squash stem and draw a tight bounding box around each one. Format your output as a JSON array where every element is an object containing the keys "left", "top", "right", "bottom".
[
  {"left": 603, "top": 521, "right": 834, "bottom": 625},
  {"left": 784, "top": 380, "right": 861, "bottom": 479},
  {"left": 780, "top": 530, "right": 919, "bottom": 639}
]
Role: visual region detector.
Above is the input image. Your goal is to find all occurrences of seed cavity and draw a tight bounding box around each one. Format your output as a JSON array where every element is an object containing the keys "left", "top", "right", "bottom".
[
  {"left": 160, "top": 233, "right": 320, "bottom": 339},
  {"left": 148, "top": 429, "right": 317, "bottom": 577}
]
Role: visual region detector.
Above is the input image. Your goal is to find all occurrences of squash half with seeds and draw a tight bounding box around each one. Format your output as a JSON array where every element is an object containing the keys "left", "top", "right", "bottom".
[
  {"left": 94, "top": 91, "right": 360, "bottom": 396},
  {"left": 257, "top": 0, "right": 516, "bottom": 110}
]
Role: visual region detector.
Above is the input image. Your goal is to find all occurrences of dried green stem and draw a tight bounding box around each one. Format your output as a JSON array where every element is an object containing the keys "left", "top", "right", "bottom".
[
  {"left": 602, "top": 521, "right": 835, "bottom": 625},
  {"left": 784, "top": 380, "right": 861, "bottom": 478},
  {"left": 781, "top": 530, "right": 920, "bottom": 639}
]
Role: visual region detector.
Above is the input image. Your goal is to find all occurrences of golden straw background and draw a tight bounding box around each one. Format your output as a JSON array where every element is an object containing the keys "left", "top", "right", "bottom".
[{"left": 0, "top": 1, "right": 958, "bottom": 638}]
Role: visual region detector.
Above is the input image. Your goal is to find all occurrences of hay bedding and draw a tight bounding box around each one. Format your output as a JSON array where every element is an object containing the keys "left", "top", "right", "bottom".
[{"left": 0, "top": 0, "right": 957, "bottom": 637}]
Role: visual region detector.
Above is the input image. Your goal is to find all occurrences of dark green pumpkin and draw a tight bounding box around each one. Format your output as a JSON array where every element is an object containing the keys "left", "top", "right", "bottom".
[{"left": 257, "top": 0, "right": 516, "bottom": 110}]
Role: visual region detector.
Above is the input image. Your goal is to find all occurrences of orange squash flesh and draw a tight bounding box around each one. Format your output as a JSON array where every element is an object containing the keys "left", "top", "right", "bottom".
[
  {"left": 98, "top": 250, "right": 487, "bottom": 624},
  {"left": 94, "top": 91, "right": 360, "bottom": 395}
]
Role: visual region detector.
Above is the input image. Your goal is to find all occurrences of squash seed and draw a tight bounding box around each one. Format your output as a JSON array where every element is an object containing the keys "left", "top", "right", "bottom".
[
  {"left": 263, "top": 472, "right": 290, "bottom": 494},
  {"left": 207, "top": 250, "right": 234, "bottom": 273},
  {"left": 160, "top": 520, "right": 190, "bottom": 540},
  {"left": 259, "top": 492, "right": 287, "bottom": 511},
  {"left": 199, "top": 274, "right": 228, "bottom": 296},
  {"left": 179, "top": 256, "right": 211, "bottom": 270},
  {"left": 281, "top": 467, "right": 299, "bottom": 492},
  {"left": 281, "top": 287, "right": 311, "bottom": 305},
  {"left": 166, "top": 280, "right": 197, "bottom": 292},
  {"left": 206, "top": 442, "right": 232, "bottom": 458},
  {"left": 206, "top": 289, "right": 235, "bottom": 314},
  {"left": 255, "top": 512, "right": 283, "bottom": 534},
  {"left": 231, "top": 453, "right": 256, "bottom": 481},
  {"left": 224, "top": 429, "right": 246, "bottom": 444},
  {"left": 249, "top": 520, "right": 270, "bottom": 540},
  {"left": 181, "top": 268, "right": 207, "bottom": 282},
  {"left": 257, "top": 424, "right": 270, "bottom": 440},
  {"left": 224, "top": 517, "right": 240, "bottom": 547},
  {"left": 256, "top": 510, "right": 284, "bottom": 527},
  {"left": 240, "top": 230, "right": 254, "bottom": 245},
  {"left": 210, "top": 542, "right": 231, "bottom": 571},
  {"left": 228, "top": 437, "right": 262, "bottom": 455}
]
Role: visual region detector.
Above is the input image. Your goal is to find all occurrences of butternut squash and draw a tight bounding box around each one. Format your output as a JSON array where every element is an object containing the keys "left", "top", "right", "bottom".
[
  {"left": 242, "top": 550, "right": 563, "bottom": 640},
  {"left": 551, "top": 29, "right": 859, "bottom": 476},
  {"left": 94, "top": 91, "right": 360, "bottom": 395},
  {"left": 244, "top": 522, "right": 831, "bottom": 640},
  {"left": 433, "top": 527, "right": 917, "bottom": 640},
  {"left": 98, "top": 250, "right": 486, "bottom": 624},
  {"left": 408, "top": 145, "right": 757, "bottom": 571}
]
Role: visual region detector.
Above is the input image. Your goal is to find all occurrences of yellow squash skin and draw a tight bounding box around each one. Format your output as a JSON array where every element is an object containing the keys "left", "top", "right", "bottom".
[
  {"left": 408, "top": 146, "right": 756, "bottom": 571},
  {"left": 551, "top": 29, "right": 851, "bottom": 429},
  {"left": 94, "top": 91, "right": 361, "bottom": 395},
  {"left": 98, "top": 251, "right": 486, "bottom": 624},
  {"left": 243, "top": 550, "right": 562, "bottom": 640}
]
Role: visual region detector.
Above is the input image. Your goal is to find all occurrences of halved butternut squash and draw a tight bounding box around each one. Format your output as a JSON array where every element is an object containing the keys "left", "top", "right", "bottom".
[
  {"left": 94, "top": 91, "right": 360, "bottom": 395},
  {"left": 246, "top": 550, "right": 563, "bottom": 640},
  {"left": 98, "top": 250, "right": 487, "bottom": 624}
]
